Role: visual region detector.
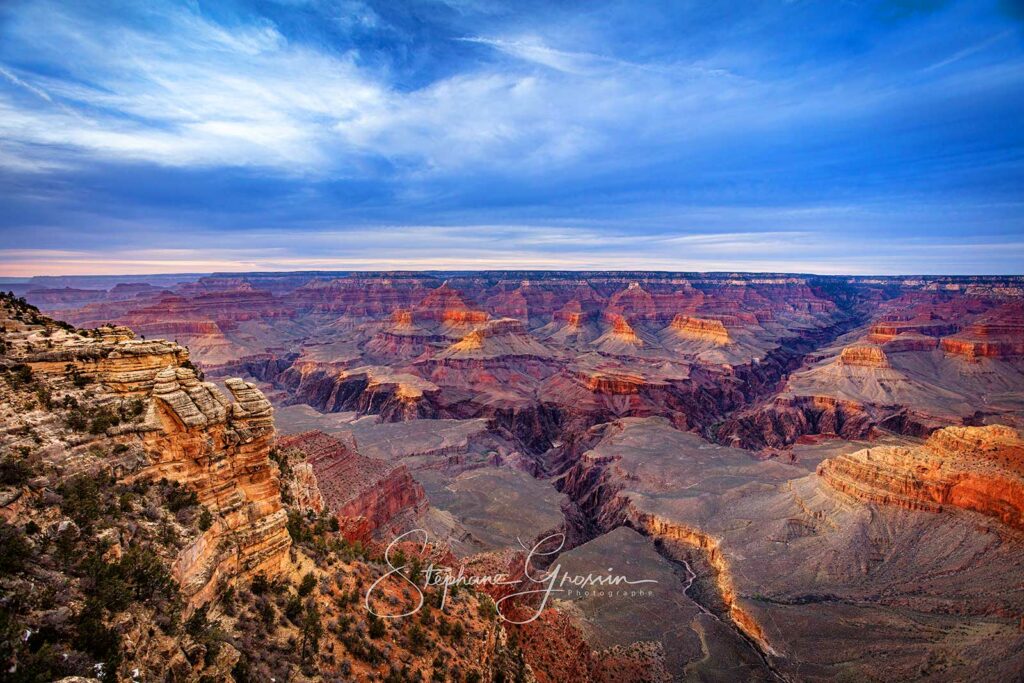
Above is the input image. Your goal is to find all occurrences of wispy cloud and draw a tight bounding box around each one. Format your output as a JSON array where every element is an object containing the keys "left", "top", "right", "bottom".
[
  {"left": 0, "top": 0, "right": 1022, "bottom": 274},
  {"left": 922, "top": 29, "right": 1014, "bottom": 72},
  {"left": 4, "top": 223, "right": 1022, "bottom": 277}
]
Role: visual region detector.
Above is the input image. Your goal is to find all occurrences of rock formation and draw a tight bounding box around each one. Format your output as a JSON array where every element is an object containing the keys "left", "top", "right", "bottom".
[
  {"left": 2, "top": 298, "right": 291, "bottom": 610},
  {"left": 837, "top": 344, "right": 890, "bottom": 368},
  {"left": 436, "top": 318, "right": 555, "bottom": 360},
  {"left": 819, "top": 425, "right": 1024, "bottom": 528},
  {"left": 592, "top": 313, "right": 645, "bottom": 354},
  {"left": 0, "top": 293, "right": 534, "bottom": 682},
  {"left": 141, "top": 369, "right": 291, "bottom": 605},
  {"left": 667, "top": 315, "right": 732, "bottom": 344},
  {"left": 13, "top": 325, "right": 190, "bottom": 394},
  {"left": 278, "top": 430, "right": 427, "bottom": 540}
]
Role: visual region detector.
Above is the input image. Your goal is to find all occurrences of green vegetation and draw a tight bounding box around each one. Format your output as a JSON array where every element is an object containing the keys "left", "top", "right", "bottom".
[
  {"left": 197, "top": 507, "right": 214, "bottom": 531},
  {"left": 0, "top": 523, "right": 31, "bottom": 574},
  {"left": 58, "top": 473, "right": 106, "bottom": 528},
  {"left": 161, "top": 479, "right": 199, "bottom": 513},
  {"left": 2, "top": 364, "right": 34, "bottom": 390},
  {"left": 0, "top": 456, "right": 32, "bottom": 487},
  {"left": 0, "top": 290, "right": 44, "bottom": 324},
  {"left": 65, "top": 364, "right": 92, "bottom": 389}
]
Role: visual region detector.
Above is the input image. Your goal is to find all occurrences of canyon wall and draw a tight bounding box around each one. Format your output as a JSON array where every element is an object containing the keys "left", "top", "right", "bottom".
[
  {"left": 4, "top": 312, "right": 291, "bottom": 608},
  {"left": 278, "top": 430, "right": 428, "bottom": 540},
  {"left": 819, "top": 424, "right": 1024, "bottom": 528},
  {"left": 142, "top": 369, "right": 291, "bottom": 605}
]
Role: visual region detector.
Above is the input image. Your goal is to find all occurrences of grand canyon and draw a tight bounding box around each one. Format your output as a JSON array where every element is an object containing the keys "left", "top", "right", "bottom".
[{"left": 3, "top": 271, "right": 1023, "bottom": 681}]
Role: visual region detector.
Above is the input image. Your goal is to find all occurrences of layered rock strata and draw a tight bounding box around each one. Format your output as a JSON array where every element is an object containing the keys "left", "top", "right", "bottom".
[
  {"left": 13, "top": 325, "right": 190, "bottom": 393},
  {"left": 837, "top": 344, "right": 890, "bottom": 368},
  {"left": 668, "top": 315, "right": 732, "bottom": 344},
  {"left": 278, "top": 430, "right": 427, "bottom": 540},
  {"left": 818, "top": 425, "right": 1024, "bottom": 529},
  {"left": 141, "top": 368, "right": 291, "bottom": 605}
]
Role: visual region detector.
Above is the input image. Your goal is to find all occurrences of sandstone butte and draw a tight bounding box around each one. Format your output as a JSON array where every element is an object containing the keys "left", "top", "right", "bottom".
[
  {"left": 6, "top": 320, "right": 291, "bottom": 608},
  {"left": 837, "top": 344, "right": 891, "bottom": 368},
  {"left": 668, "top": 314, "right": 733, "bottom": 345},
  {"left": 436, "top": 317, "right": 555, "bottom": 360},
  {"left": 591, "top": 313, "right": 644, "bottom": 353},
  {"left": 939, "top": 307, "right": 1024, "bottom": 360},
  {"left": 818, "top": 424, "right": 1024, "bottom": 529}
]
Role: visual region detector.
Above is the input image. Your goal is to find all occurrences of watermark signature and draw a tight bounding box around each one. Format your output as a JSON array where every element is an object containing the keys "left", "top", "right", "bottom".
[{"left": 365, "top": 529, "right": 658, "bottom": 624}]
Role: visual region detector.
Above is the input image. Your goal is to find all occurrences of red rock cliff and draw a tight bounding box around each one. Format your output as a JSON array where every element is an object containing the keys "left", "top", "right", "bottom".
[
  {"left": 142, "top": 369, "right": 291, "bottom": 606},
  {"left": 278, "top": 430, "right": 427, "bottom": 540},
  {"left": 818, "top": 425, "right": 1024, "bottom": 529}
]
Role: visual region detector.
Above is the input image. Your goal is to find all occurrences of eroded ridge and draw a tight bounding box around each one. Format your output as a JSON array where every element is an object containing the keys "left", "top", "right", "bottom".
[
  {"left": 819, "top": 424, "right": 1024, "bottom": 528},
  {"left": 278, "top": 430, "right": 428, "bottom": 540}
]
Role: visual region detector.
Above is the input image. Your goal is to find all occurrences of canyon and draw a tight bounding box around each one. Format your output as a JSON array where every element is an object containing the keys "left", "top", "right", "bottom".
[{"left": 3, "top": 271, "right": 1024, "bottom": 681}]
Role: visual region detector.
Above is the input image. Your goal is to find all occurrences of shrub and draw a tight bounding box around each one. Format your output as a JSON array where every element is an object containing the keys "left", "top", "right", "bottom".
[
  {"left": 5, "top": 364, "right": 34, "bottom": 389},
  {"left": 368, "top": 613, "right": 386, "bottom": 639},
  {"left": 162, "top": 481, "right": 199, "bottom": 513},
  {"left": 299, "top": 599, "right": 323, "bottom": 663},
  {"left": 407, "top": 623, "right": 428, "bottom": 654},
  {"left": 298, "top": 572, "right": 317, "bottom": 598},
  {"left": 0, "top": 523, "right": 31, "bottom": 574},
  {"left": 35, "top": 386, "right": 53, "bottom": 409},
  {"left": 0, "top": 456, "right": 32, "bottom": 486},
  {"left": 65, "top": 364, "right": 91, "bottom": 389},
  {"left": 58, "top": 474, "right": 103, "bottom": 527},
  {"left": 251, "top": 573, "right": 269, "bottom": 595},
  {"left": 119, "top": 398, "right": 145, "bottom": 421},
  {"left": 198, "top": 508, "right": 214, "bottom": 531},
  {"left": 284, "top": 594, "right": 303, "bottom": 623},
  {"left": 64, "top": 408, "right": 88, "bottom": 432},
  {"left": 185, "top": 604, "right": 224, "bottom": 664},
  {"left": 119, "top": 545, "right": 176, "bottom": 602},
  {"left": 88, "top": 406, "right": 120, "bottom": 435},
  {"left": 74, "top": 597, "right": 123, "bottom": 677}
]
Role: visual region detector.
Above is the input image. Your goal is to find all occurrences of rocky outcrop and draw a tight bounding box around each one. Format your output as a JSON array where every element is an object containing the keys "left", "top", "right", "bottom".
[
  {"left": 941, "top": 335, "right": 1024, "bottom": 359},
  {"left": 881, "top": 333, "right": 939, "bottom": 352},
  {"left": 818, "top": 425, "right": 1024, "bottom": 529},
  {"left": 838, "top": 344, "right": 890, "bottom": 368},
  {"left": 592, "top": 314, "right": 644, "bottom": 353},
  {"left": 142, "top": 368, "right": 290, "bottom": 606},
  {"left": 667, "top": 315, "right": 732, "bottom": 344},
  {"left": 627, "top": 510, "right": 776, "bottom": 657},
  {"left": 11, "top": 325, "right": 190, "bottom": 394},
  {"left": 2, "top": 306, "right": 291, "bottom": 603},
  {"left": 278, "top": 431, "right": 427, "bottom": 540},
  {"left": 717, "top": 394, "right": 876, "bottom": 449},
  {"left": 436, "top": 318, "right": 555, "bottom": 360},
  {"left": 414, "top": 282, "right": 488, "bottom": 326},
  {"left": 866, "top": 319, "right": 957, "bottom": 343}
]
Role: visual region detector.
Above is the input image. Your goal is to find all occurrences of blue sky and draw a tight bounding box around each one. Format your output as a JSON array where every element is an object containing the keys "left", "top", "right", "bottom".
[{"left": 1, "top": 0, "right": 1022, "bottom": 276}]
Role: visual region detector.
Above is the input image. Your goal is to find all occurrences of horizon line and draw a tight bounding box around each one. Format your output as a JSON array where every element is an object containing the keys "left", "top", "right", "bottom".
[{"left": 3, "top": 268, "right": 1023, "bottom": 282}]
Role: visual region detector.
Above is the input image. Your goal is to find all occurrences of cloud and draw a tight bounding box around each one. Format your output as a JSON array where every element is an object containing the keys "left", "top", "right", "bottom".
[
  {"left": 3, "top": 221, "right": 1022, "bottom": 277},
  {"left": 922, "top": 29, "right": 1014, "bottom": 72},
  {"left": 0, "top": 0, "right": 1021, "bottom": 275},
  {"left": 456, "top": 36, "right": 634, "bottom": 74}
]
